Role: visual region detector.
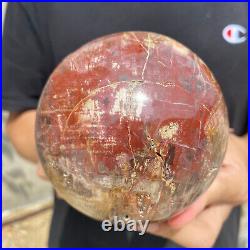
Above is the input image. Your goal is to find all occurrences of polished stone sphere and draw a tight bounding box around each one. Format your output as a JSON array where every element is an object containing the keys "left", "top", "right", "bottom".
[{"left": 35, "top": 32, "right": 229, "bottom": 221}]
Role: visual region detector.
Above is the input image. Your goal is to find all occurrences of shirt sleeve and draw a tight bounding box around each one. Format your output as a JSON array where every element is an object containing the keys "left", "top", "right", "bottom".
[{"left": 3, "top": 3, "right": 52, "bottom": 112}]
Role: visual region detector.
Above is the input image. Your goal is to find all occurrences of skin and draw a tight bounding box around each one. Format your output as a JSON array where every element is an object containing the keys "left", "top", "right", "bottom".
[
  {"left": 6, "top": 110, "right": 46, "bottom": 179},
  {"left": 147, "top": 132, "right": 248, "bottom": 247},
  {"left": 6, "top": 110, "right": 248, "bottom": 247}
]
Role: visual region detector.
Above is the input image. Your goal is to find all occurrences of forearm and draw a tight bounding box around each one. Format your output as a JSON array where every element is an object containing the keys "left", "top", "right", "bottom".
[{"left": 5, "top": 110, "right": 38, "bottom": 163}]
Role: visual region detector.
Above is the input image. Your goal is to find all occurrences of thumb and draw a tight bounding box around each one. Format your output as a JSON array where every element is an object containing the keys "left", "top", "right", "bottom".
[
  {"left": 167, "top": 194, "right": 207, "bottom": 229},
  {"left": 36, "top": 163, "right": 49, "bottom": 181}
]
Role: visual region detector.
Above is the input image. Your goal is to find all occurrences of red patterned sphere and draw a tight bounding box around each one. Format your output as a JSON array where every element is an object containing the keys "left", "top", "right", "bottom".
[{"left": 35, "top": 32, "right": 229, "bottom": 221}]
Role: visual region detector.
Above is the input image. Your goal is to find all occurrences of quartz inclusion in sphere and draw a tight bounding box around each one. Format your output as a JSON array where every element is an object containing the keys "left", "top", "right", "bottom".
[{"left": 36, "top": 32, "right": 229, "bottom": 221}]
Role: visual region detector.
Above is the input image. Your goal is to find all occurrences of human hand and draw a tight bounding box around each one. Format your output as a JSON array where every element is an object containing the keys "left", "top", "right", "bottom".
[
  {"left": 147, "top": 204, "right": 232, "bottom": 248},
  {"left": 36, "top": 162, "right": 49, "bottom": 181},
  {"left": 147, "top": 132, "right": 248, "bottom": 247}
]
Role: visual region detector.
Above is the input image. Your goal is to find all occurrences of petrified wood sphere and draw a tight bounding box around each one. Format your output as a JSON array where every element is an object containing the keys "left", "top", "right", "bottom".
[{"left": 36, "top": 32, "right": 229, "bottom": 221}]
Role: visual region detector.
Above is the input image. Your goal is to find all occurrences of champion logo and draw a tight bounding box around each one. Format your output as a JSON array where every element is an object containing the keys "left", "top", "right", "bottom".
[{"left": 222, "top": 24, "right": 247, "bottom": 44}]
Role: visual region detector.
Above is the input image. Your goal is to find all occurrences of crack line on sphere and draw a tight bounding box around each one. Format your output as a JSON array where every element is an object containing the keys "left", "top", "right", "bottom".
[
  {"left": 86, "top": 139, "right": 95, "bottom": 167},
  {"left": 153, "top": 120, "right": 165, "bottom": 139},
  {"left": 141, "top": 34, "right": 151, "bottom": 80},
  {"left": 127, "top": 124, "right": 136, "bottom": 169},
  {"left": 130, "top": 32, "right": 148, "bottom": 52},
  {"left": 41, "top": 109, "right": 73, "bottom": 114},
  {"left": 158, "top": 60, "right": 167, "bottom": 68},
  {"left": 157, "top": 99, "right": 194, "bottom": 109},
  {"left": 153, "top": 81, "right": 175, "bottom": 88},
  {"left": 201, "top": 104, "right": 210, "bottom": 113},
  {"left": 142, "top": 51, "right": 150, "bottom": 80},
  {"left": 194, "top": 56, "right": 211, "bottom": 99},
  {"left": 173, "top": 142, "right": 197, "bottom": 151},
  {"left": 169, "top": 46, "right": 174, "bottom": 65},
  {"left": 198, "top": 120, "right": 202, "bottom": 142}
]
